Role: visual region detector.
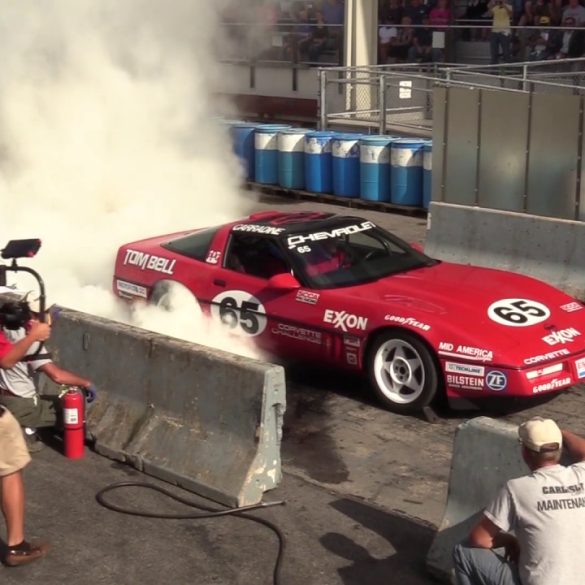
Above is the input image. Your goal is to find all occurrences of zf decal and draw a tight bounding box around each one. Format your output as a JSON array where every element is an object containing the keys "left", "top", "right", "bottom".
[
  {"left": 486, "top": 370, "right": 507, "bottom": 392},
  {"left": 488, "top": 299, "right": 550, "bottom": 327},
  {"left": 210, "top": 290, "right": 267, "bottom": 337}
]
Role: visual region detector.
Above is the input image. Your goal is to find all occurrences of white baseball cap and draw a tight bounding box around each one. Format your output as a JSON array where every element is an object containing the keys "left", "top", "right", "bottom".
[{"left": 518, "top": 417, "right": 562, "bottom": 453}]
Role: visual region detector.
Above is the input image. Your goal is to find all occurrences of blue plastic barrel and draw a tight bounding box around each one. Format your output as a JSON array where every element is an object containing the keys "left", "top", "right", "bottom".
[
  {"left": 423, "top": 141, "right": 432, "bottom": 209},
  {"left": 359, "top": 136, "right": 394, "bottom": 202},
  {"left": 230, "top": 123, "right": 256, "bottom": 181},
  {"left": 254, "top": 124, "right": 291, "bottom": 185},
  {"left": 391, "top": 138, "right": 425, "bottom": 206},
  {"left": 332, "top": 133, "right": 362, "bottom": 198},
  {"left": 304, "top": 131, "right": 336, "bottom": 193},
  {"left": 277, "top": 128, "right": 310, "bottom": 189}
]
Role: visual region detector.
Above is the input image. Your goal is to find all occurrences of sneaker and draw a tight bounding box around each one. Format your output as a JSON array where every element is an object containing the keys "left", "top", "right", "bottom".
[
  {"left": 4, "top": 541, "right": 50, "bottom": 567},
  {"left": 24, "top": 432, "right": 45, "bottom": 453}
]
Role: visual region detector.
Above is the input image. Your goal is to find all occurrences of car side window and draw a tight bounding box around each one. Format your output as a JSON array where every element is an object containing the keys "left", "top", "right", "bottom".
[
  {"left": 225, "top": 234, "right": 291, "bottom": 279},
  {"left": 162, "top": 227, "right": 219, "bottom": 261}
]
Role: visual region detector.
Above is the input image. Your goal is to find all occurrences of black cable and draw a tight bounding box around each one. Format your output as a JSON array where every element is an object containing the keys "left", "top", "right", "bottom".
[{"left": 96, "top": 481, "right": 286, "bottom": 585}]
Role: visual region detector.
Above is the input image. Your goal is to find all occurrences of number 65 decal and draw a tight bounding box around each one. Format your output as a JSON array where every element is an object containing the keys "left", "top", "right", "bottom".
[
  {"left": 210, "top": 290, "right": 268, "bottom": 337},
  {"left": 488, "top": 298, "right": 550, "bottom": 327}
]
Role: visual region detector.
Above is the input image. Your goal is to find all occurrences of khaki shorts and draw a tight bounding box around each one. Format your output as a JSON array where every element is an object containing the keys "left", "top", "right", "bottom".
[{"left": 0, "top": 406, "right": 31, "bottom": 477}]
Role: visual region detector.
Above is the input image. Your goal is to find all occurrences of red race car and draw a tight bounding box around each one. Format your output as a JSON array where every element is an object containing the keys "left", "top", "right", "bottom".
[{"left": 113, "top": 210, "right": 585, "bottom": 413}]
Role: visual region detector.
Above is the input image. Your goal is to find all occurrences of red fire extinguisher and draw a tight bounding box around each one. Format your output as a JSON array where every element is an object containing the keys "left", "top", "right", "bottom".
[{"left": 62, "top": 386, "right": 85, "bottom": 459}]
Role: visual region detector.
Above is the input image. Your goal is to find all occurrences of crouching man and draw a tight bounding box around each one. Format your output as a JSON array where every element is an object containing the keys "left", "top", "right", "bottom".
[
  {"left": 453, "top": 416, "right": 585, "bottom": 585},
  {"left": 0, "top": 299, "right": 95, "bottom": 446}
]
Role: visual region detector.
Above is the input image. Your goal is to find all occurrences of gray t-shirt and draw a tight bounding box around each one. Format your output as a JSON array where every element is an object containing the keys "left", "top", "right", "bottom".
[
  {"left": 0, "top": 327, "right": 51, "bottom": 399},
  {"left": 485, "top": 462, "right": 585, "bottom": 585}
]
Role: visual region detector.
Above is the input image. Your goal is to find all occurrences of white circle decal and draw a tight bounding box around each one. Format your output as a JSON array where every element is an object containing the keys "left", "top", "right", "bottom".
[
  {"left": 210, "top": 290, "right": 267, "bottom": 337},
  {"left": 487, "top": 298, "right": 550, "bottom": 327}
]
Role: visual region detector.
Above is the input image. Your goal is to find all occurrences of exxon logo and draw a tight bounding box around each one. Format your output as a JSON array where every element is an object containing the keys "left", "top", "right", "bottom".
[
  {"left": 323, "top": 309, "right": 368, "bottom": 332},
  {"left": 542, "top": 327, "right": 581, "bottom": 346}
]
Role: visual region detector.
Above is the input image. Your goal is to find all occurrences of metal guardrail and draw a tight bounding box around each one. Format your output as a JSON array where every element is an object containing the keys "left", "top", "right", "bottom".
[{"left": 318, "top": 58, "right": 585, "bottom": 135}]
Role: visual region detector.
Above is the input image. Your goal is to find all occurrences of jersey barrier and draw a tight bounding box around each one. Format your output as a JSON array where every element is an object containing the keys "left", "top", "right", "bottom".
[{"left": 45, "top": 307, "right": 287, "bottom": 507}]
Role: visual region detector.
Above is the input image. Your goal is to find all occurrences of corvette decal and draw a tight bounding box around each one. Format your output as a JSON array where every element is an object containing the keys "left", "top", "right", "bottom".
[
  {"left": 524, "top": 349, "right": 570, "bottom": 365},
  {"left": 271, "top": 324, "right": 321, "bottom": 344},
  {"left": 123, "top": 250, "right": 176, "bottom": 275},
  {"left": 210, "top": 290, "right": 267, "bottom": 337},
  {"left": 487, "top": 298, "right": 550, "bottom": 327}
]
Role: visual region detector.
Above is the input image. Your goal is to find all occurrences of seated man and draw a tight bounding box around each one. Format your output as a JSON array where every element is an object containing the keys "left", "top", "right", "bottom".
[
  {"left": 453, "top": 416, "right": 585, "bottom": 585},
  {"left": 303, "top": 240, "right": 350, "bottom": 278},
  {"left": 0, "top": 298, "right": 95, "bottom": 447}
]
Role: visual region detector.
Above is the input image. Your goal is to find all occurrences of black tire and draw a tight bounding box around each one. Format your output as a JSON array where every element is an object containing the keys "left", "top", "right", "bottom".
[
  {"left": 366, "top": 329, "right": 440, "bottom": 414},
  {"left": 150, "top": 281, "right": 201, "bottom": 315}
]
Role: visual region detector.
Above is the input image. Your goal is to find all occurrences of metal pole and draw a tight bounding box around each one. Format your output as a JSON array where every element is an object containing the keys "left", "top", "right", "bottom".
[
  {"left": 378, "top": 74, "right": 386, "bottom": 134},
  {"left": 575, "top": 96, "right": 584, "bottom": 221},
  {"left": 319, "top": 69, "right": 327, "bottom": 130},
  {"left": 474, "top": 90, "right": 483, "bottom": 206},
  {"left": 522, "top": 89, "right": 533, "bottom": 212},
  {"left": 440, "top": 85, "right": 450, "bottom": 202}
]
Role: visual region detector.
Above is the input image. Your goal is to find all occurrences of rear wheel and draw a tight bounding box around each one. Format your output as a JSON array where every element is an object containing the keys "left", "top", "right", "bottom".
[
  {"left": 151, "top": 281, "right": 201, "bottom": 315},
  {"left": 366, "top": 330, "right": 439, "bottom": 414}
]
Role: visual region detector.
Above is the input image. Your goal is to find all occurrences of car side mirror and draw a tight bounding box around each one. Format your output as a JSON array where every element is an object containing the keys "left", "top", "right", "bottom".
[
  {"left": 410, "top": 242, "right": 424, "bottom": 253},
  {"left": 267, "top": 272, "right": 301, "bottom": 290}
]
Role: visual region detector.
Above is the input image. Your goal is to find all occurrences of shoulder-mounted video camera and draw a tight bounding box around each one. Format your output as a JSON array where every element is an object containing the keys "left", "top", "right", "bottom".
[{"left": 0, "top": 239, "right": 46, "bottom": 326}]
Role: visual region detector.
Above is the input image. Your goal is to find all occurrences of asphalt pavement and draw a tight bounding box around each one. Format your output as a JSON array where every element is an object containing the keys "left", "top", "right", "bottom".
[{"left": 1, "top": 443, "right": 436, "bottom": 585}]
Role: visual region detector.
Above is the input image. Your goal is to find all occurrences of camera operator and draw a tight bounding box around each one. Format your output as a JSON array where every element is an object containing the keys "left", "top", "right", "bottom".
[
  {"left": 0, "top": 313, "right": 51, "bottom": 566},
  {"left": 0, "top": 297, "right": 95, "bottom": 449}
]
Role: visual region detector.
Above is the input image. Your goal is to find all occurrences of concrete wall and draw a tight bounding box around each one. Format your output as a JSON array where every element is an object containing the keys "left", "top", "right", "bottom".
[
  {"left": 425, "top": 201, "right": 585, "bottom": 299},
  {"left": 45, "top": 307, "right": 287, "bottom": 507}
]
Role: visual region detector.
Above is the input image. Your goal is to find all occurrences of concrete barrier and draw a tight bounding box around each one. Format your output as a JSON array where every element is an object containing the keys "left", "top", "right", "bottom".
[
  {"left": 425, "top": 202, "right": 585, "bottom": 299},
  {"left": 43, "top": 307, "right": 286, "bottom": 508},
  {"left": 426, "top": 417, "right": 528, "bottom": 581}
]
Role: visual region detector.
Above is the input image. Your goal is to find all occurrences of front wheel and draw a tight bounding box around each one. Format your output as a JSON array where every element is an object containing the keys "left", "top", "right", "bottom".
[{"left": 366, "top": 330, "right": 440, "bottom": 414}]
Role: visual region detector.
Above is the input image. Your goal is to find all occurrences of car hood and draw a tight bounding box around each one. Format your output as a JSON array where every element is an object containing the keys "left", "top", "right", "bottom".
[{"left": 343, "top": 261, "right": 585, "bottom": 363}]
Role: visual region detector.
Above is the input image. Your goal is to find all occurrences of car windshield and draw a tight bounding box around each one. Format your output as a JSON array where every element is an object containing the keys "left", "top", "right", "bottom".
[{"left": 283, "top": 219, "right": 437, "bottom": 289}]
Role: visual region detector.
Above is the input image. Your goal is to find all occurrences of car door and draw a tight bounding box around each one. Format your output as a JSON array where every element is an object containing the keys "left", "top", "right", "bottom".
[{"left": 207, "top": 231, "right": 332, "bottom": 361}]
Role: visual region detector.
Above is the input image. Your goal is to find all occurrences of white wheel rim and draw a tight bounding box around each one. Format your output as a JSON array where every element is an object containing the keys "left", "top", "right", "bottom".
[{"left": 373, "top": 339, "right": 426, "bottom": 405}]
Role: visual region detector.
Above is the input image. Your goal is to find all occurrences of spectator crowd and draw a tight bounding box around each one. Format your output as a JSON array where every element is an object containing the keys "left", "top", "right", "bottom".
[{"left": 221, "top": 0, "right": 585, "bottom": 66}]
